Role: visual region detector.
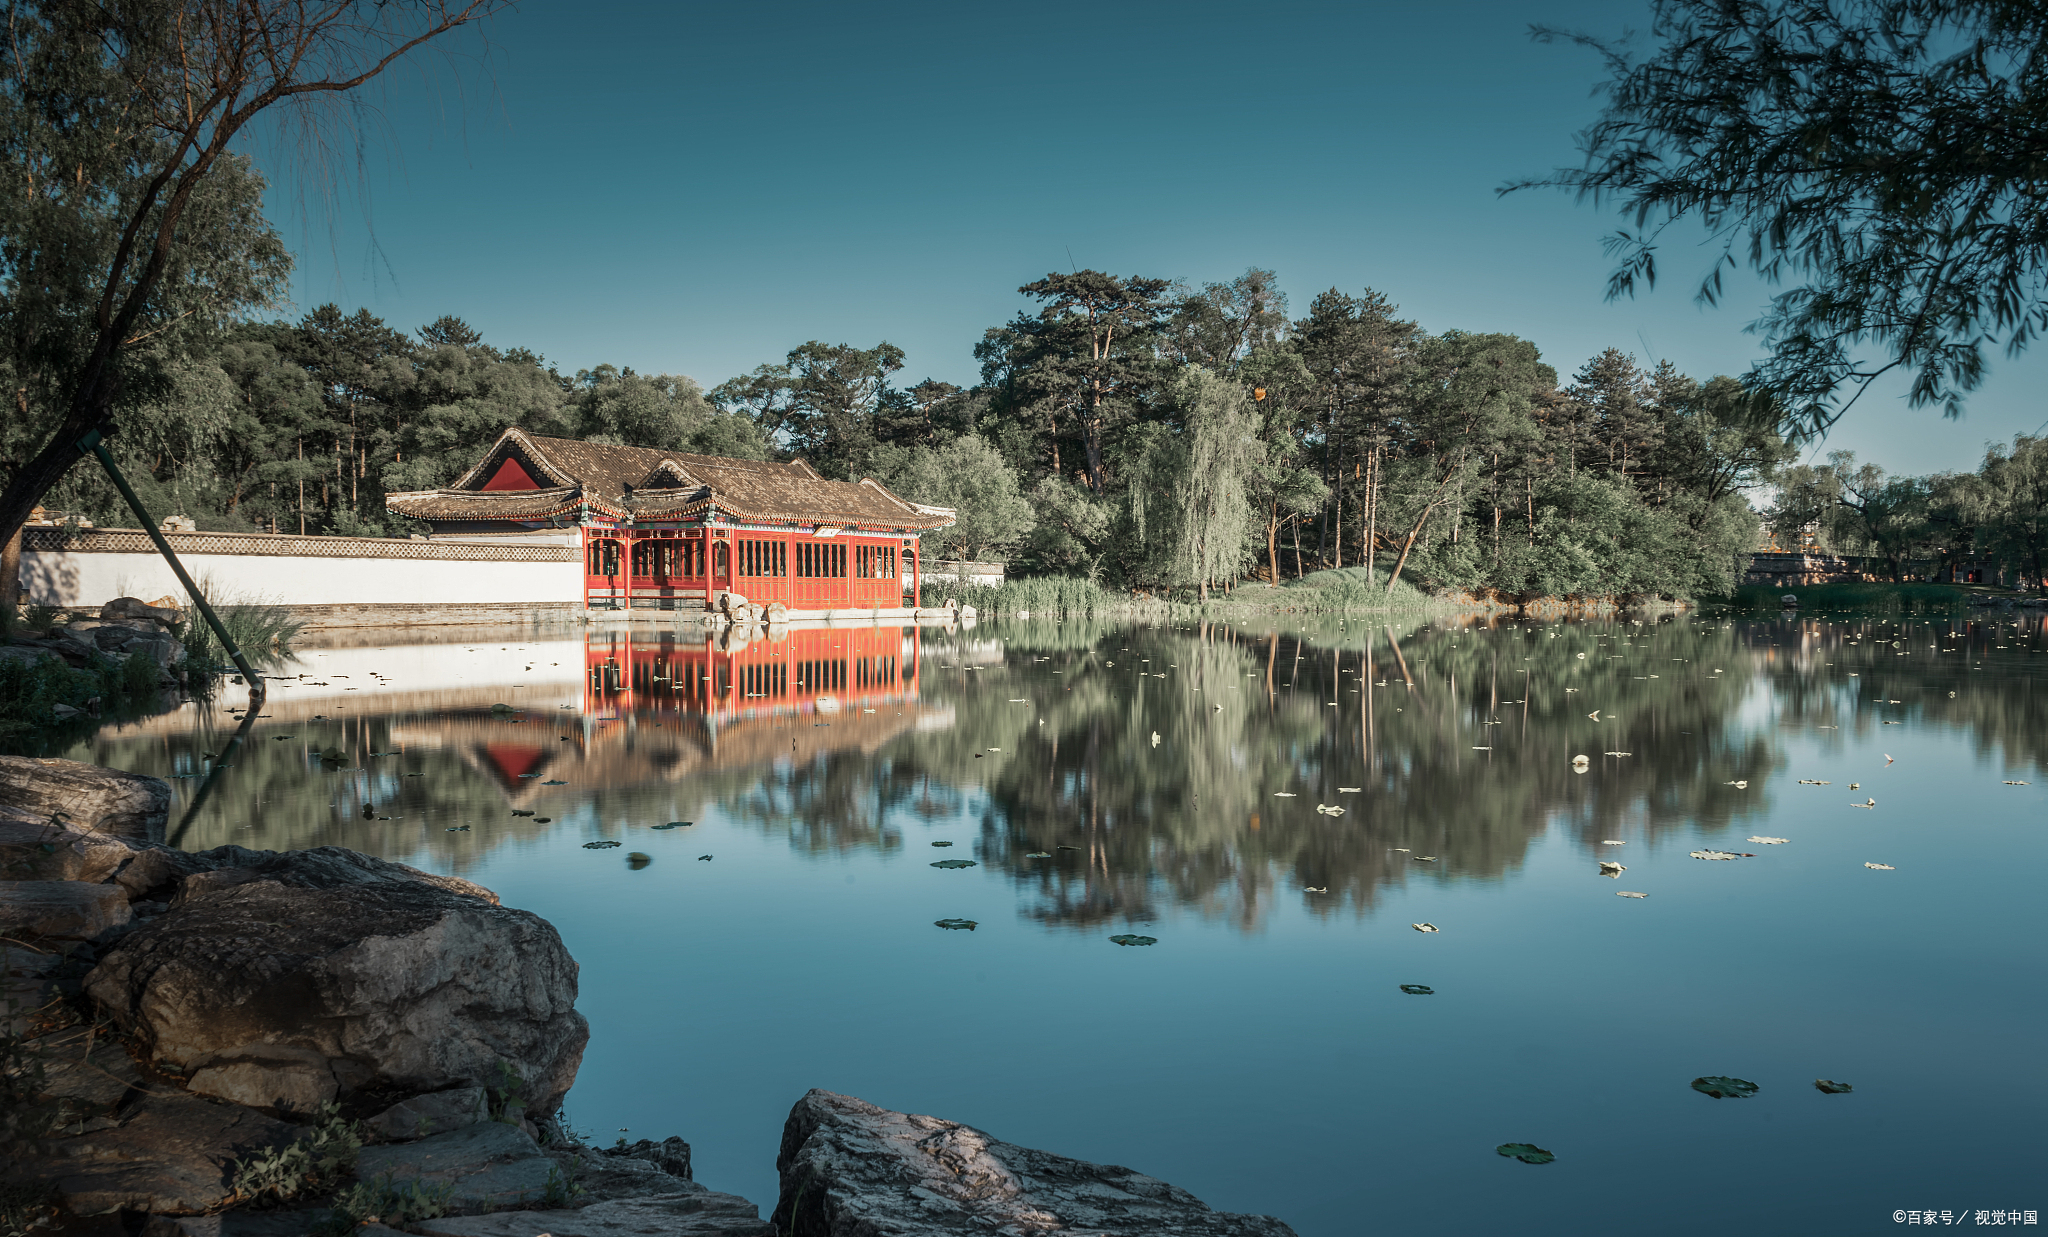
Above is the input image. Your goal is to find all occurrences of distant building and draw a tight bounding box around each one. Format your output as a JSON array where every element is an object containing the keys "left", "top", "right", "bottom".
[{"left": 386, "top": 429, "right": 954, "bottom": 614}]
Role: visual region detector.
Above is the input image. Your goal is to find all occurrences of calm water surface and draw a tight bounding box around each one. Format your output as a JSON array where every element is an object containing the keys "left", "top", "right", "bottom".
[{"left": 29, "top": 611, "right": 2048, "bottom": 1236}]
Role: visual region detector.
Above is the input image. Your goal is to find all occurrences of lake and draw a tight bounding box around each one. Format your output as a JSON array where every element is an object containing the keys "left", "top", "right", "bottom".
[{"left": 27, "top": 609, "right": 2048, "bottom": 1236}]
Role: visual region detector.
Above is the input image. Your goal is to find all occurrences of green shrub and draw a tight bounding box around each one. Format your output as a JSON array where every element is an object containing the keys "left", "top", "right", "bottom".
[
  {"left": 226, "top": 1103, "right": 363, "bottom": 1206},
  {"left": 317, "top": 1175, "right": 454, "bottom": 1236}
]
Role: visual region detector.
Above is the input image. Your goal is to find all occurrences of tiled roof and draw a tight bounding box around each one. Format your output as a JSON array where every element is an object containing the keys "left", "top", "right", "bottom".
[{"left": 387, "top": 428, "right": 951, "bottom": 531}]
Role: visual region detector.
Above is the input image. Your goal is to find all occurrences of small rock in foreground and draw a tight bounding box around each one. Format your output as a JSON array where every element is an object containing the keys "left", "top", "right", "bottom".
[{"left": 772, "top": 1089, "right": 1297, "bottom": 1236}]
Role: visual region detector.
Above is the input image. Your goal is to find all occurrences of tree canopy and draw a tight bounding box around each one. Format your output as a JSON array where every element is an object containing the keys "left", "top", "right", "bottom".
[{"left": 1518, "top": 0, "right": 2048, "bottom": 435}]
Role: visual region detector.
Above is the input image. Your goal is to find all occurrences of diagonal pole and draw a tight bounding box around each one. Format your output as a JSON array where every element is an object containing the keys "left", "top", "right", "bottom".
[{"left": 76, "top": 430, "right": 265, "bottom": 699}]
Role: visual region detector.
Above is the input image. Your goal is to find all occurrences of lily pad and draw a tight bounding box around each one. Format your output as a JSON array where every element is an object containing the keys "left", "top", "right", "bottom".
[
  {"left": 491, "top": 703, "right": 514, "bottom": 713},
  {"left": 1399, "top": 984, "right": 1434, "bottom": 995},
  {"left": 934, "top": 918, "right": 977, "bottom": 931},
  {"left": 1109, "top": 934, "right": 1157, "bottom": 946},
  {"left": 1496, "top": 1143, "right": 1554, "bottom": 1165},
  {"left": 930, "top": 859, "right": 977, "bottom": 869},
  {"left": 652, "top": 821, "right": 692, "bottom": 830},
  {"left": 1813, "top": 1079, "right": 1854, "bottom": 1094},
  {"left": 1690, "top": 1076, "right": 1760, "bottom": 1099},
  {"left": 582, "top": 841, "right": 622, "bottom": 850},
  {"left": 626, "top": 852, "right": 652, "bottom": 869}
]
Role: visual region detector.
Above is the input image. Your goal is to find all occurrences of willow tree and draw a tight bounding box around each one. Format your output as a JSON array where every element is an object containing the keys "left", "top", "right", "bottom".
[
  {"left": 0, "top": 0, "right": 505, "bottom": 613},
  {"left": 1164, "top": 366, "right": 1263, "bottom": 601}
]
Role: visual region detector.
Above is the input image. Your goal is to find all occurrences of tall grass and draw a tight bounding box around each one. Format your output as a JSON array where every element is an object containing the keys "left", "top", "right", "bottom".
[
  {"left": 946, "top": 576, "right": 1122, "bottom": 617},
  {"left": 940, "top": 569, "right": 1454, "bottom": 617},
  {"left": 177, "top": 575, "right": 304, "bottom": 671}
]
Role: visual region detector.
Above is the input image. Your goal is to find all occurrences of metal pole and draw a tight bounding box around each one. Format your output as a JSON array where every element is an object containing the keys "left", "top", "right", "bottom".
[{"left": 76, "top": 430, "right": 265, "bottom": 699}]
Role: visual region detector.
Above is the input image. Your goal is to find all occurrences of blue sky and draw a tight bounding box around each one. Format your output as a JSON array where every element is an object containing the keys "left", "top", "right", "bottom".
[{"left": 254, "top": 0, "right": 2047, "bottom": 478}]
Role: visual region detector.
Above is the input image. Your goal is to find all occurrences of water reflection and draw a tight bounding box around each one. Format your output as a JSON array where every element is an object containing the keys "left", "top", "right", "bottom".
[{"left": 36, "top": 611, "right": 2048, "bottom": 923}]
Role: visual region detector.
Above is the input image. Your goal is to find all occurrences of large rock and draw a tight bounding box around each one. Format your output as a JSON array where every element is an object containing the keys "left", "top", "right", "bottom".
[
  {"left": 415, "top": 1189, "right": 773, "bottom": 1237},
  {"left": 353, "top": 1122, "right": 558, "bottom": 1213},
  {"left": 84, "top": 847, "right": 586, "bottom": 1120},
  {"left": 103, "top": 596, "right": 181, "bottom": 627},
  {"left": 32, "top": 1091, "right": 303, "bottom": 1215},
  {"left": 0, "top": 814, "right": 186, "bottom": 891},
  {"left": 365, "top": 1085, "right": 491, "bottom": 1141},
  {"left": 772, "top": 1090, "right": 1298, "bottom": 1237},
  {"left": 0, "top": 756, "right": 171, "bottom": 841},
  {"left": 0, "top": 880, "right": 132, "bottom": 941}
]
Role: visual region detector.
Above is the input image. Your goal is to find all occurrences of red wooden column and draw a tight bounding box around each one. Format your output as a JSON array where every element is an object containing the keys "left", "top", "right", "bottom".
[{"left": 911, "top": 540, "right": 921, "bottom": 609}]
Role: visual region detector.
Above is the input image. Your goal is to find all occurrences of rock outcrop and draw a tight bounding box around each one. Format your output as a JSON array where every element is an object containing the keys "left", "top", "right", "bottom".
[
  {"left": 772, "top": 1089, "right": 1298, "bottom": 1236},
  {"left": 84, "top": 846, "right": 588, "bottom": 1119},
  {"left": 0, "top": 756, "right": 171, "bottom": 840}
]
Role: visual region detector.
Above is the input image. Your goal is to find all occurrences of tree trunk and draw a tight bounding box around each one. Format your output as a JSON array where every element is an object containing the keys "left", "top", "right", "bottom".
[
  {"left": 1267, "top": 501, "right": 1280, "bottom": 586},
  {"left": 0, "top": 525, "right": 20, "bottom": 619}
]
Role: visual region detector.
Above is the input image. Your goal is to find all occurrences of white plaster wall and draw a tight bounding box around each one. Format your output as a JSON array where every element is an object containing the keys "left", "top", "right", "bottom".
[{"left": 19, "top": 550, "right": 582, "bottom": 608}]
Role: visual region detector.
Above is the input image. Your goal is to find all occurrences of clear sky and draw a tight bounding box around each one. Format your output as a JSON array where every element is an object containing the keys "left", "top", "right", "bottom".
[{"left": 254, "top": 0, "right": 2048, "bottom": 478}]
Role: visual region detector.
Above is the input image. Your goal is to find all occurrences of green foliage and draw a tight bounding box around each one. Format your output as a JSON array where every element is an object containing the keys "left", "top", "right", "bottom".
[
  {"left": 870, "top": 434, "right": 1035, "bottom": 561},
  {"left": 318, "top": 1175, "right": 454, "bottom": 1236},
  {"left": 949, "top": 576, "right": 1121, "bottom": 618},
  {"left": 1521, "top": 0, "right": 2048, "bottom": 430},
  {"left": 226, "top": 1102, "right": 363, "bottom": 1206},
  {"left": 177, "top": 598, "right": 305, "bottom": 674},
  {"left": 487, "top": 1060, "right": 526, "bottom": 1121},
  {"left": 0, "top": 650, "right": 92, "bottom": 735},
  {"left": 539, "top": 1162, "right": 584, "bottom": 1208}
]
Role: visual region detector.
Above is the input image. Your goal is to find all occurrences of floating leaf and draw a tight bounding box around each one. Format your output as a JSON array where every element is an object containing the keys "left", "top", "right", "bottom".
[
  {"left": 1690, "top": 1076, "right": 1759, "bottom": 1099},
  {"left": 1748, "top": 836, "right": 1789, "bottom": 845},
  {"left": 1864, "top": 862, "right": 1895, "bottom": 870},
  {"left": 445, "top": 826, "right": 470, "bottom": 833},
  {"left": 1338, "top": 786, "right": 1362, "bottom": 793},
  {"left": 934, "top": 918, "right": 977, "bottom": 931},
  {"left": 491, "top": 703, "right": 514, "bottom": 713},
  {"left": 1399, "top": 984, "right": 1434, "bottom": 995},
  {"left": 1272, "top": 792, "right": 1297, "bottom": 797},
  {"left": 931, "top": 859, "right": 977, "bottom": 868},
  {"left": 511, "top": 810, "right": 535, "bottom": 817},
  {"left": 1813, "top": 1079, "right": 1854, "bottom": 1094},
  {"left": 1024, "top": 851, "right": 1051, "bottom": 858},
  {"left": 697, "top": 854, "right": 713, "bottom": 861},
  {"left": 1315, "top": 804, "right": 1345, "bottom": 816},
  {"left": 1412, "top": 922, "right": 1439, "bottom": 933},
  {"left": 1056, "top": 844, "right": 1081, "bottom": 851},
  {"left": 583, "top": 840, "right": 621, "bottom": 850},
  {"left": 1617, "top": 891, "right": 1647, "bottom": 898},
  {"left": 651, "top": 821, "right": 692, "bottom": 830},
  {"left": 626, "top": 853, "right": 652, "bottom": 869},
  {"left": 519, "top": 773, "right": 541, "bottom": 779},
  {"left": 1109, "top": 934, "right": 1157, "bottom": 946},
  {"left": 1412, "top": 855, "right": 1437, "bottom": 862},
  {"left": 541, "top": 779, "right": 568, "bottom": 785},
  {"left": 1304, "top": 886, "right": 1327, "bottom": 893},
  {"left": 931, "top": 841, "right": 954, "bottom": 847},
  {"left": 273, "top": 735, "right": 293, "bottom": 741},
  {"left": 1690, "top": 850, "right": 1752, "bottom": 861},
  {"left": 535, "top": 817, "right": 552, "bottom": 823},
  {"left": 1599, "top": 861, "right": 1626, "bottom": 874},
  {"left": 405, "top": 773, "right": 424, "bottom": 778},
  {"left": 1496, "top": 1143, "right": 1554, "bottom": 1165}
]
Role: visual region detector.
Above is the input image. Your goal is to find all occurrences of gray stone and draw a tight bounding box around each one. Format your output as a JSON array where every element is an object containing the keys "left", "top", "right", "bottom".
[
  {"left": 0, "top": 815, "right": 169, "bottom": 885},
  {"left": 366, "top": 1086, "right": 490, "bottom": 1141},
  {"left": 772, "top": 1090, "right": 1298, "bottom": 1237},
  {"left": 414, "top": 1190, "right": 772, "bottom": 1237},
  {"left": 32, "top": 1091, "right": 304, "bottom": 1215},
  {"left": 85, "top": 849, "right": 585, "bottom": 1120},
  {"left": 0, "top": 880, "right": 132, "bottom": 941},
  {"left": 353, "top": 1121, "right": 557, "bottom": 1213},
  {"left": 606, "top": 1135, "right": 691, "bottom": 1182},
  {"left": 103, "top": 597, "right": 181, "bottom": 627},
  {"left": 0, "top": 756, "right": 172, "bottom": 841},
  {"left": 549, "top": 1143, "right": 690, "bottom": 1204},
  {"left": 38, "top": 1037, "right": 150, "bottom": 1131},
  {"left": 147, "top": 1212, "right": 329, "bottom": 1237},
  {"left": 186, "top": 1043, "right": 340, "bottom": 1117}
]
